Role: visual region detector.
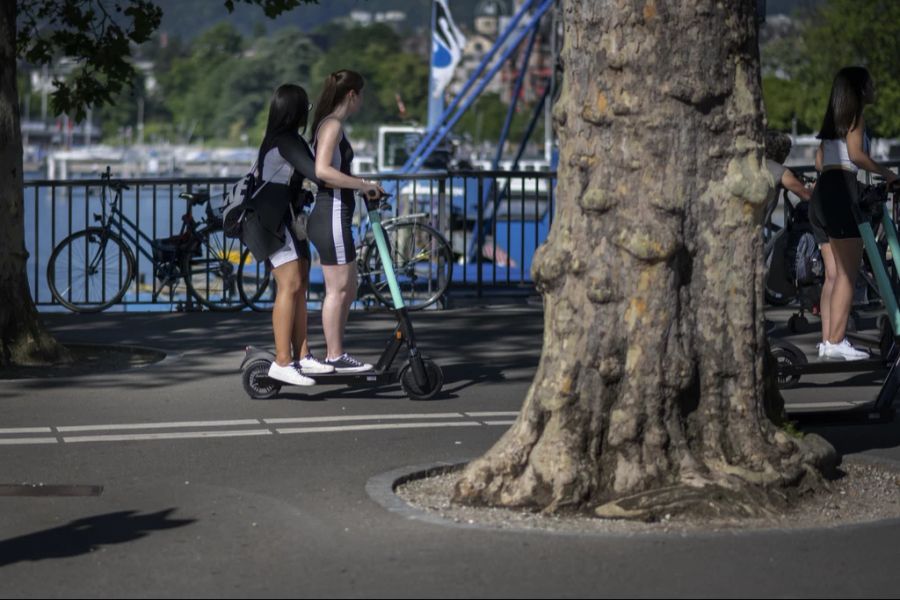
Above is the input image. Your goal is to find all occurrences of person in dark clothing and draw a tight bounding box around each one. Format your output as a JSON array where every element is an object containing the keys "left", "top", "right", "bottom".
[
  {"left": 812, "top": 67, "right": 897, "bottom": 361},
  {"left": 244, "top": 84, "right": 335, "bottom": 386}
]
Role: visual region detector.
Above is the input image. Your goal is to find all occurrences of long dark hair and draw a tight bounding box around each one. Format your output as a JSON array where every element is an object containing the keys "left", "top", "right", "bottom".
[
  {"left": 817, "top": 66, "right": 874, "bottom": 140},
  {"left": 311, "top": 70, "right": 365, "bottom": 139},
  {"left": 257, "top": 84, "right": 311, "bottom": 172}
]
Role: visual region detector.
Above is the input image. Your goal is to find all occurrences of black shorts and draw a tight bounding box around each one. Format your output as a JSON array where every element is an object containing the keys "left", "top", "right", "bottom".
[
  {"left": 266, "top": 226, "right": 311, "bottom": 269},
  {"left": 807, "top": 199, "right": 830, "bottom": 245},
  {"left": 811, "top": 170, "right": 862, "bottom": 240},
  {"left": 307, "top": 191, "right": 356, "bottom": 266}
]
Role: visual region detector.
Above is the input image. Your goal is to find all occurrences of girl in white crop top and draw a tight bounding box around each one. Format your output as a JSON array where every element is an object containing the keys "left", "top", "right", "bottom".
[
  {"left": 811, "top": 66, "right": 897, "bottom": 361},
  {"left": 819, "top": 134, "right": 870, "bottom": 173}
]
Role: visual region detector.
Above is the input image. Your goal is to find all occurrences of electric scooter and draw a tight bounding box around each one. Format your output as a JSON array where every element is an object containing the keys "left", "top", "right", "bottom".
[
  {"left": 240, "top": 190, "right": 444, "bottom": 401},
  {"left": 776, "top": 180, "right": 900, "bottom": 423}
]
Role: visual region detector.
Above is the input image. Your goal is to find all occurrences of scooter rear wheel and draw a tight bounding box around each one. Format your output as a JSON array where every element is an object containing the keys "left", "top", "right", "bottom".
[
  {"left": 400, "top": 358, "right": 443, "bottom": 400},
  {"left": 243, "top": 359, "right": 281, "bottom": 399}
]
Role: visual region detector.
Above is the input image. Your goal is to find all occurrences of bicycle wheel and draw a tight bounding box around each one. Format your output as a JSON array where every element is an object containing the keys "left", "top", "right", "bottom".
[
  {"left": 182, "top": 226, "right": 245, "bottom": 311},
  {"left": 47, "top": 228, "right": 134, "bottom": 313},
  {"left": 363, "top": 221, "right": 452, "bottom": 310},
  {"left": 237, "top": 246, "right": 276, "bottom": 312}
]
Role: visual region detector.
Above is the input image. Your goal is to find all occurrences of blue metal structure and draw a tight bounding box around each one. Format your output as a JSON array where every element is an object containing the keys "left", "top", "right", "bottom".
[
  {"left": 401, "top": 0, "right": 559, "bottom": 279},
  {"left": 401, "top": 0, "right": 555, "bottom": 175}
]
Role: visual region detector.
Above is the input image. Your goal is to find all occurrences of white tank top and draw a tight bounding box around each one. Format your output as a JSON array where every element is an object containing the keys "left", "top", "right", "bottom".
[{"left": 821, "top": 134, "right": 870, "bottom": 173}]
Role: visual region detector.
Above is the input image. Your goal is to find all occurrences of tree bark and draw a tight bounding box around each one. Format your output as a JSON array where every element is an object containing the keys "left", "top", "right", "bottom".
[
  {"left": 0, "top": 2, "right": 70, "bottom": 367},
  {"left": 454, "top": 0, "right": 835, "bottom": 520}
]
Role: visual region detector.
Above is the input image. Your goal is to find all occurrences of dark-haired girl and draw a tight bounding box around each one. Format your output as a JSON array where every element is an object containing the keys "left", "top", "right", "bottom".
[
  {"left": 812, "top": 66, "right": 897, "bottom": 360},
  {"left": 243, "top": 83, "right": 335, "bottom": 386}
]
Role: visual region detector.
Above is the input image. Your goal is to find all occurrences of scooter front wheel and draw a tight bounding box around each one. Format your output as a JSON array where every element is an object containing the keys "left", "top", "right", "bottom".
[
  {"left": 242, "top": 359, "right": 281, "bottom": 399},
  {"left": 772, "top": 344, "right": 806, "bottom": 389},
  {"left": 400, "top": 358, "right": 443, "bottom": 400}
]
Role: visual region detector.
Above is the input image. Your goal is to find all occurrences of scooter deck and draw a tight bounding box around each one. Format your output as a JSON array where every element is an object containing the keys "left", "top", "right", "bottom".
[
  {"left": 782, "top": 358, "right": 888, "bottom": 377},
  {"left": 274, "top": 369, "right": 399, "bottom": 387},
  {"left": 788, "top": 401, "right": 894, "bottom": 424},
  {"left": 242, "top": 346, "right": 401, "bottom": 387}
]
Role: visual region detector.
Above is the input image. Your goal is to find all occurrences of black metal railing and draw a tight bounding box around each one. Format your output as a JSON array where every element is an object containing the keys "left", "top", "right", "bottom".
[{"left": 24, "top": 170, "right": 557, "bottom": 311}]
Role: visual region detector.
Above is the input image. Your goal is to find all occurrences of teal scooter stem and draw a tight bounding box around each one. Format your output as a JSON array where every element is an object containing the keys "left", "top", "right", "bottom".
[
  {"left": 363, "top": 190, "right": 432, "bottom": 393},
  {"left": 367, "top": 194, "right": 406, "bottom": 310}
]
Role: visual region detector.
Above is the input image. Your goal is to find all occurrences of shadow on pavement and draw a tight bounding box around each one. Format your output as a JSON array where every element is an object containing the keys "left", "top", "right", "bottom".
[
  {"left": 0, "top": 509, "right": 194, "bottom": 568},
  {"left": 807, "top": 418, "right": 900, "bottom": 456}
]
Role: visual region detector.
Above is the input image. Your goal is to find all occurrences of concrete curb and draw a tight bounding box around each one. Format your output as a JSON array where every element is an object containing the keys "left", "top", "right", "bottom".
[{"left": 366, "top": 455, "right": 900, "bottom": 539}]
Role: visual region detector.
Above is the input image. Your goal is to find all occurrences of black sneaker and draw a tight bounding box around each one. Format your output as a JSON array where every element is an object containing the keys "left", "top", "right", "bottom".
[{"left": 325, "top": 353, "right": 373, "bottom": 373}]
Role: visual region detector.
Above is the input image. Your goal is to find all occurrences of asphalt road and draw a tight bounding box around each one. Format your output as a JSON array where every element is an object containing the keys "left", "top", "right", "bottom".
[{"left": 1, "top": 306, "right": 898, "bottom": 598}]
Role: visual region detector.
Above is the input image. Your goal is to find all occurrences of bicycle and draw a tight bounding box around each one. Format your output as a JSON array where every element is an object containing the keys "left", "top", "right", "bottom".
[
  {"left": 237, "top": 195, "right": 453, "bottom": 311},
  {"left": 47, "top": 167, "right": 245, "bottom": 312}
]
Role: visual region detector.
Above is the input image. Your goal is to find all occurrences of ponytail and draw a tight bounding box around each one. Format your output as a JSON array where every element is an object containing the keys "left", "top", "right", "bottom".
[{"left": 311, "top": 70, "right": 365, "bottom": 139}]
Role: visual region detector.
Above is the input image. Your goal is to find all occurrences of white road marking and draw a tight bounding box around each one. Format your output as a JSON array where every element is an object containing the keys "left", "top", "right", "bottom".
[
  {"left": 0, "top": 412, "right": 519, "bottom": 446},
  {"left": 0, "top": 437, "right": 58, "bottom": 445},
  {"left": 463, "top": 411, "right": 520, "bottom": 417},
  {"left": 264, "top": 413, "right": 461, "bottom": 424},
  {"left": 276, "top": 422, "right": 482, "bottom": 435},
  {"left": 0, "top": 427, "right": 53, "bottom": 434},
  {"left": 63, "top": 430, "right": 272, "bottom": 444},
  {"left": 57, "top": 419, "right": 261, "bottom": 432}
]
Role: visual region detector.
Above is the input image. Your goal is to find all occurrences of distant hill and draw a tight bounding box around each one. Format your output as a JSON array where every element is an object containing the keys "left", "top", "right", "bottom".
[
  {"left": 765, "top": 0, "right": 823, "bottom": 16},
  {"left": 156, "top": 0, "right": 822, "bottom": 39},
  {"left": 153, "top": 0, "right": 824, "bottom": 41},
  {"left": 154, "top": 0, "right": 485, "bottom": 39}
]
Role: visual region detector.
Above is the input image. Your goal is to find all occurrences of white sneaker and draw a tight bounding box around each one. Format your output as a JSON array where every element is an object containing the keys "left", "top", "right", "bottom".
[
  {"left": 295, "top": 354, "right": 335, "bottom": 374},
  {"left": 267, "top": 361, "right": 315, "bottom": 386},
  {"left": 817, "top": 342, "right": 825, "bottom": 358},
  {"left": 823, "top": 340, "right": 869, "bottom": 361}
]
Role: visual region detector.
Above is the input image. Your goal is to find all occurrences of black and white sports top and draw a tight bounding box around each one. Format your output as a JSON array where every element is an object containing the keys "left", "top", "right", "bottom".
[
  {"left": 313, "top": 117, "right": 355, "bottom": 206},
  {"left": 259, "top": 133, "right": 319, "bottom": 190}
]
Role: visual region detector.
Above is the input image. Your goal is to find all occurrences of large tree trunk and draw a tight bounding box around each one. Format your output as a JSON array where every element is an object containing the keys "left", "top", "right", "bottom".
[
  {"left": 454, "top": 0, "right": 835, "bottom": 520},
  {"left": 0, "top": 3, "right": 69, "bottom": 367}
]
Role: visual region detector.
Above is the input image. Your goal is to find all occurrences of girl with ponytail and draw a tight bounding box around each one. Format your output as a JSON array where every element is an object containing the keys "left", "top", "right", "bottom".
[{"left": 308, "top": 70, "right": 383, "bottom": 372}]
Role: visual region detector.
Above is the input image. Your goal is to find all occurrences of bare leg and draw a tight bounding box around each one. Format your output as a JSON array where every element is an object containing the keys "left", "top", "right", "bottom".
[
  {"left": 827, "top": 237, "right": 864, "bottom": 343},
  {"left": 819, "top": 242, "right": 836, "bottom": 344},
  {"left": 322, "top": 262, "right": 358, "bottom": 359},
  {"left": 271, "top": 260, "right": 302, "bottom": 366},
  {"left": 291, "top": 257, "right": 311, "bottom": 361}
]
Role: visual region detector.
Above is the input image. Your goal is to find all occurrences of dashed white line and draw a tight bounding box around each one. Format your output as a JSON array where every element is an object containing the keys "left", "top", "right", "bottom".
[
  {"left": 463, "top": 411, "right": 520, "bottom": 418},
  {"left": 63, "top": 429, "right": 272, "bottom": 444},
  {"left": 1, "top": 412, "right": 520, "bottom": 446},
  {"left": 0, "top": 437, "right": 59, "bottom": 445},
  {"left": 0, "top": 427, "right": 53, "bottom": 434},
  {"left": 264, "top": 413, "right": 461, "bottom": 425},
  {"left": 57, "top": 419, "right": 261, "bottom": 432},
  {"left": 276, "top": 422, "right": 482, "bottom": 435}
]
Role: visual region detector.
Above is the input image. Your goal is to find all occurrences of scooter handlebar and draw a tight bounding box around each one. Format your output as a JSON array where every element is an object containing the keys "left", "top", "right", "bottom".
[
  {"left": 364, "top": 189, "right": 393, "bottom": 211},
  {"left": 365, "top": 188, "right": 392, "bottom": 200}
]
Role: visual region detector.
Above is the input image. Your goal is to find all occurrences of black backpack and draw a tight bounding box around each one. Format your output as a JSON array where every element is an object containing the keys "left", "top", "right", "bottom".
[
  {"left": 784, "top": 203, "right": 823, "bottom": 286},
  {"left": 222, "top": 159, "right": 286, "bottom": 239}
]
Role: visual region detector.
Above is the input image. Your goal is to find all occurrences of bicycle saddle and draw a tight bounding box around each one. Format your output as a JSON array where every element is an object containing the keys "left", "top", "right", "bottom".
[{"left": 179, "top": 190, "right": 210, "bottom": 206}]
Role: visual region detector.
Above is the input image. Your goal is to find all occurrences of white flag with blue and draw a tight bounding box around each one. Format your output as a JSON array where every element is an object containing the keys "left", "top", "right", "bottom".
[{"left": 431, "top": 0, "right": 466, "bottom": 99}]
